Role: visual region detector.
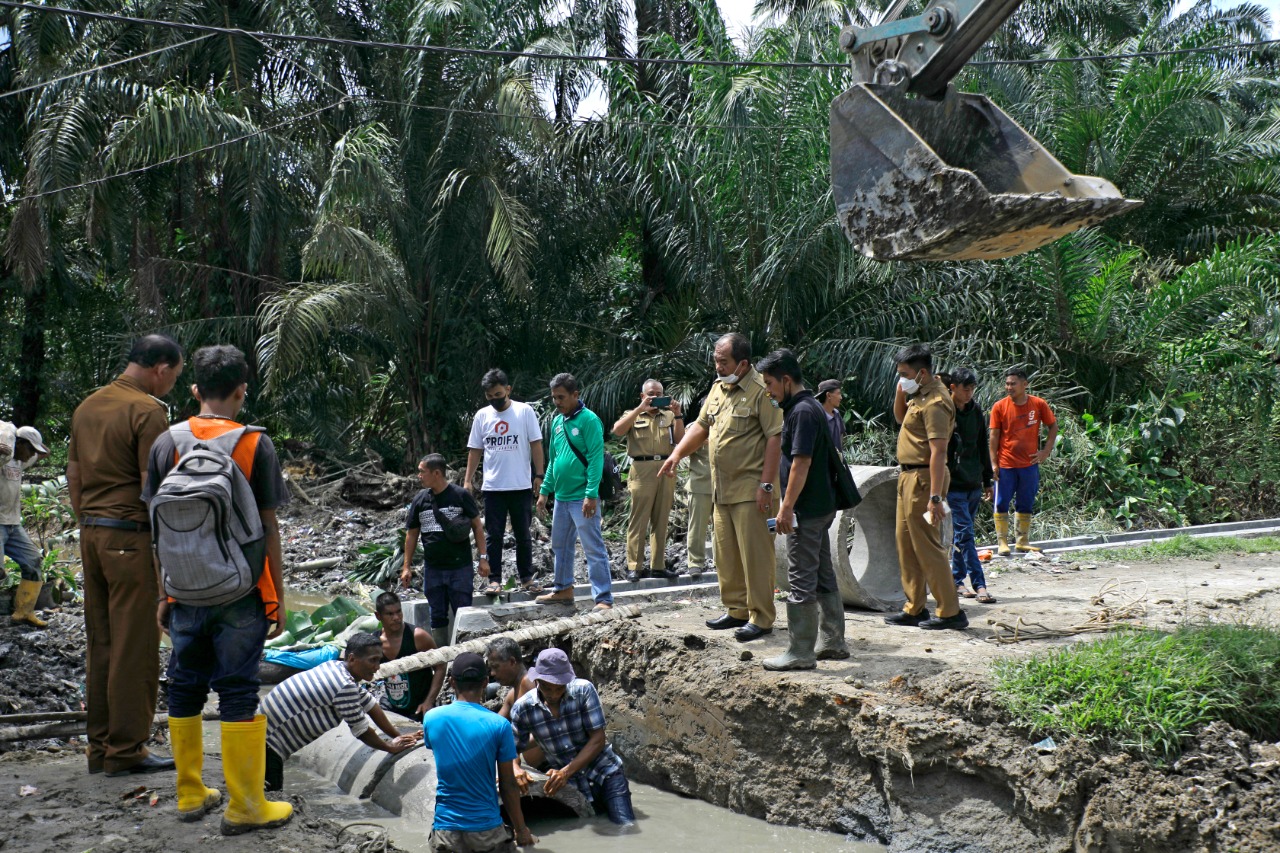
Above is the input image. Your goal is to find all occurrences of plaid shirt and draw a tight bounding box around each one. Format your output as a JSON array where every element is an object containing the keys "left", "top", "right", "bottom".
[{"left": 510, "top": 679, "right": 622, "bottom": 795}]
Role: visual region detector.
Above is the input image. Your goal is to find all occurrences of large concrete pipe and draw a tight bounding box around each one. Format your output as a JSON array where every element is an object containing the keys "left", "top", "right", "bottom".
[{"left": 775, "top": 465, "right": 905, "bottom": 611}]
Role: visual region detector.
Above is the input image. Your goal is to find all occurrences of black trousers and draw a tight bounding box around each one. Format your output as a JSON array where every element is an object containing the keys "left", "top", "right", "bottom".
[
  {"left": 265, "top": 747, "right": 284, "bottom": 791},
  {"left": 483, "top": 489, "right": 534, "bottom": 584}
]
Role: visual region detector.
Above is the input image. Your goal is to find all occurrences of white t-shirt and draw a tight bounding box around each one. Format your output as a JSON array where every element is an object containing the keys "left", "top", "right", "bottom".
[{"left": 467, "top": 400, "right": 543, "bottom": 492}]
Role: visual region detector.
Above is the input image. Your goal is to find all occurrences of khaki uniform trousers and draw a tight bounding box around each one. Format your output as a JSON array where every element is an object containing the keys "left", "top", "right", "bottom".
[
  {"left": 685, "top": 448, "right": 713, "bottom": 570},
  {"left": 81, "top": 525, "right": 161, "bottom": 773},
  {"left": 895, "top": 468, "right": 961, "bottom": 618},
  {"left": 712, "top": 499, "right": 777, "bottom": 628},
  {"left": 625, "top": 460, "right": 676, "bottom": 573}
]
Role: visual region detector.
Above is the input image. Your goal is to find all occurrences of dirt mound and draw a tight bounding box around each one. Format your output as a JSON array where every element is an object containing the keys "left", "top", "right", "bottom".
[{"left": 566, "top": 617, "right": 1280, "bottom": 853}]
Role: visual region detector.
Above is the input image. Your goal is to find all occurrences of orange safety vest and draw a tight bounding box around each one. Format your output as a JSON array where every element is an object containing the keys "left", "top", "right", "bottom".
[{"left": 170, "top": 417, "right": 281, "bottom": 623}]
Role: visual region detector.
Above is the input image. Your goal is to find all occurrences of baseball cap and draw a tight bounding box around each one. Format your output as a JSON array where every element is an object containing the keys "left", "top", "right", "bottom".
[
  {"left": 16, "top": 427, "right": 49, "bottom": 455},
  {"left": 451, "top": 652, "right": 488, "bottom": 684},
  {"left": 528, "top": 648, "right": 575, "bottom": 686}
]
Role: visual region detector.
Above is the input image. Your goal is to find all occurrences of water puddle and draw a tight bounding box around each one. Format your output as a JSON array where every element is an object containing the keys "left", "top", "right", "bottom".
[{"left": 286, "top": 765, "right": 884, "bottom": 852}]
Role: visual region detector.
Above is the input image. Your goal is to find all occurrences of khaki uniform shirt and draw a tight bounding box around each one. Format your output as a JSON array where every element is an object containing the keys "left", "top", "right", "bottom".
[
  {"left": 625, "top": 410, "right": 677, "bottom": 458},
  {"left": 696, "top": 368, "right": 783, "bottom": 505},
  {"left": 68, "top": 375, "right": 169, "bottom": 523},
  {"left": 896, "top": 377, "right": 955, "bottom": 467}
]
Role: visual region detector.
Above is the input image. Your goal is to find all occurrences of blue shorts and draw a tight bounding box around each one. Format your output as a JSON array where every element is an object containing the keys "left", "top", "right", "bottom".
[{"left": 995, "top": 464, "right": 1040, "bottom": 514}]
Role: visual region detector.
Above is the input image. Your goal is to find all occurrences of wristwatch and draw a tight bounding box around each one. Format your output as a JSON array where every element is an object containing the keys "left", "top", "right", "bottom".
[
  {"left": 760, "top": 483, "right": 773, "bottom": 493},
  {"left": 930, "top": 495, "right": 942, "bottom": 504}
]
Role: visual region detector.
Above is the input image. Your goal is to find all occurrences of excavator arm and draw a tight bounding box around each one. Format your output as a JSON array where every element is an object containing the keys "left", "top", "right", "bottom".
[{"left": 831, "top": 0, "right": 1140, "bottom": 261}]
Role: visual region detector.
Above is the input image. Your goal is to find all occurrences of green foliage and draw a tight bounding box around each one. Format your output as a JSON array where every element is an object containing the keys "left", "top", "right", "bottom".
[
  {"left": 993, "top": 623, "right": 1280, "bottom": 761},
  {"left": 1057, "top": 391, "right": 1213, "bottom": 527},
  {"left": 1092, "top": 534, "right": 1280, "bottom": 563},
  {"left": 264, "top": 595, "right": 372, "bottom": 649},
  {"left": 347, "top": 531, "right": 407, "bottom": 588}
]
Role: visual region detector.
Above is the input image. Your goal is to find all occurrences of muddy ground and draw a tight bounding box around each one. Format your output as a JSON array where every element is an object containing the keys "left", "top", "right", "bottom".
[
  {"left": 3, "top": 492, "right": 1278, "bottom": 852},
  {"left": 564, "top": 548, "right": 1280, "bottom": 853},
  {"left": 0, "top": 743, "right": 400, "bottom": 852}
]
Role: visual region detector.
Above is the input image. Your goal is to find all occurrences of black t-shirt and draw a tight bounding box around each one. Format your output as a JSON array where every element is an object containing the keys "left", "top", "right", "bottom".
[
  {"left": 780, "top": 390, "right": 836, "bottom": 517},
  {"left": 406, "top": 485, "right": 479, "bottom": 569}
]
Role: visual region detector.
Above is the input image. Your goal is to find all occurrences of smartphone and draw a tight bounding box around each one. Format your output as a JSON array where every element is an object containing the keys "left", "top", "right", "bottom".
[
  {"left": 766, "top": 517, "right": 777, "bottom": 532},
  {"left": 650, "top": 396, "right": 671, "bottom": 409}
]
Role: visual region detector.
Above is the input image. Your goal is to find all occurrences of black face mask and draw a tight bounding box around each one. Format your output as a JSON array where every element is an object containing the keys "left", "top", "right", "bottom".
[{"left": 490, "top": 396, "right": 509, "bottom": 411}]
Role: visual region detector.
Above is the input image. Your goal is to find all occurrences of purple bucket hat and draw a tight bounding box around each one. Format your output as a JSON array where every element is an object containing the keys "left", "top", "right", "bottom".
[{"left": 529, "top": 648, "right": 575, "bottom": 685}]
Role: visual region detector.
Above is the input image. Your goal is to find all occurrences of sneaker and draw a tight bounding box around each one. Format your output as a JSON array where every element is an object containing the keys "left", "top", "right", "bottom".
[
  {"left": 883, "top": 609, "right": 930, "bottom": 627},
  {"left": 919, "top": 611, "right": 970, "bottom": 631}
]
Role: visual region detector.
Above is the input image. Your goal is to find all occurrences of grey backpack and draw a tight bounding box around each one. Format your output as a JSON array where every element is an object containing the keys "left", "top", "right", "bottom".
[{"left": 149, "top": 422, "right": 266, "bottom": 606}]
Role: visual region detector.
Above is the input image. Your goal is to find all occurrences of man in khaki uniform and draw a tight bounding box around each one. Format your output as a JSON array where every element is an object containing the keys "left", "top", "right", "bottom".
[
  {"left": 68, "top": 334, "right": 184, "bottom": 775},
  {"left": 888, "top": 344, "right": 968, "bottom": 631},
  {"left": 661, "top": 333, "right": 782, "bottom": 641},
  {"left": 612, "top": 380, "right": 684, "bottom": 582},
  {"left": 685, "top": 445, "right": 713, "bottom": 577}
]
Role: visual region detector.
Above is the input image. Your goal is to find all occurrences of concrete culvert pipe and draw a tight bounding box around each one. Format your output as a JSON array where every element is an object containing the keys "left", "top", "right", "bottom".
[{"left": 775, "top": 465, "right": 905, "bottom": 611}]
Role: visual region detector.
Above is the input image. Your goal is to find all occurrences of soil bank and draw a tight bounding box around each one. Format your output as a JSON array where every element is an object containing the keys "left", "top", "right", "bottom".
[{"left": 562, "top": 551, "right": 1280, "bottom": 853}]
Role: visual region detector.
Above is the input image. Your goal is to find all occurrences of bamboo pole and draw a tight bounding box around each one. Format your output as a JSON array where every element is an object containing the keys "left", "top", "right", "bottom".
[{"left": 376, "top": 604, "right": 642, "bottom": 679}]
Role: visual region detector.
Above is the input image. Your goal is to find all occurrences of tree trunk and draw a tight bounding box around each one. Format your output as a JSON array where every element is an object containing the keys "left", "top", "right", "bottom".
[{"left": 13, "top": 282, "right": 47, "bottom": 425}]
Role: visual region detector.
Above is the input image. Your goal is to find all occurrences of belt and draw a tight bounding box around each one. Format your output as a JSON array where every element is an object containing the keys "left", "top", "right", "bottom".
[
  {"left": 899, "top": 463, "right": 929, "bottom": 471},
  {"left": 629, "top": 455, "right": 670, "bottom": 462},
  {"left": 81, "top": 516, "right": 151, "bottom": 532}
]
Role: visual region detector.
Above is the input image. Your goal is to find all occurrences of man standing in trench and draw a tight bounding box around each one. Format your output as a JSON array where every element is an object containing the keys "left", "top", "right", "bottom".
[
  {"left": 612, "top": 379, "right": 683, "bottom": 582},
  {"left": 660, "top": 333, "right": 782, "bottom": 642},
  {"left": 68, "top": 334, "right": 183, "bottom": 776},
  {"left": 889, "top": 344, "right": 968, "bottom": 630}
]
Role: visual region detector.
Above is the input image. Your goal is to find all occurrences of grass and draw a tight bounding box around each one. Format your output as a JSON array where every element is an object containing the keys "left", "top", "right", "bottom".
[
  {"left": 992, "top": 623, "right": 1280, "bottom": 761},
  {"left": 1091, "top": 534, "right": 1280, "bottom": 563}
]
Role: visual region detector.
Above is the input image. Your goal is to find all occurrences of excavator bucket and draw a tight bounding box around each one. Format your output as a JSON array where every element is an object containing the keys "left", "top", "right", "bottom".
[{"left": 831, "top": 81, "right": 1141, "bottom": 261}]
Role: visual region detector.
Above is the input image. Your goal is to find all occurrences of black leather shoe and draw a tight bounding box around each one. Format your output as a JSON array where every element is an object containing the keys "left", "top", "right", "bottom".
[
  {"left": 706, "top": 613, "right": 748, "bottom": 630},
  {"left": 662, "top": 568, "right": 681, "bottom": 581},
  {"left": 625, "top": 571, "right": 640, "bottom": 583},
  {"left": 734, "top": 623, "right": 772, "bottom": 642},
  {"left": 919, "top": 611, "right": 970, "bottom": 631},
  {"left": 883, "top": 609, "right": 930, "bottom": 627},
  {"left": 105, "top": 753, "right": 175, "bottom": 777}
]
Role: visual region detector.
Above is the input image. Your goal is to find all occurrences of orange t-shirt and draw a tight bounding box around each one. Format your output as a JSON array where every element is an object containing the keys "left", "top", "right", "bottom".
[
  {"left": 989, "top": 395, "right": 1056, "bottom": 469},
  {"left": 172, "top": 418, "right": 281, "bottom": 623}
]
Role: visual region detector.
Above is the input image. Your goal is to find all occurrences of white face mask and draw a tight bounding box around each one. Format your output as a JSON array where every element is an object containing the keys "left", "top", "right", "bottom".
[
  {"left": 898, "top": 369, "right": 923, "bottom": 395},
  {"left": 718, "top": 373, "right": 741, "bottom": 385}
]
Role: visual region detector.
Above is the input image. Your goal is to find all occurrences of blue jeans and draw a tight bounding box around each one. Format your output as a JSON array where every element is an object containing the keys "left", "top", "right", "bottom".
[
  {"left": 551, "top": 499, "right": 613, "bottom": 605},
  {"left": 166, "top": 592, "right": 268, "bottom": 721},
  {"left": 995, "top": 464, "right": 1040, "bottom": 514},
  {"left": 0, "top": 524, "right": 42, "bottom": 581},
  {"left": 424, "top": 565, "right": 474, "bottom": 629},
  {"left": 591, "top": 770, "right": 635, "bottom": 825},
  {"left": 948, "top": 489, "right": 985, "bottom": 590}
]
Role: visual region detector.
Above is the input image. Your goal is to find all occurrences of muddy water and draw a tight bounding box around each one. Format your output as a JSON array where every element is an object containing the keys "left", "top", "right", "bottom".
[
  {"left": 286, "top": 765, "right": 885, "bottom": 852},
  {"left": 286, "top": 587, "right": 339, "bottom": 613}
]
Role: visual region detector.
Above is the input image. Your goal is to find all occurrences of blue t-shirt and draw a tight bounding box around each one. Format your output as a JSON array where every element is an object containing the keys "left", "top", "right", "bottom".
[{"left": 422, "top": 700, "right": 517, "bottom": 832}]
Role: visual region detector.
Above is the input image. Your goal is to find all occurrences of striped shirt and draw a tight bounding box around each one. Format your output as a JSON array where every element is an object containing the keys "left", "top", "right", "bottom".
[
  {"left": 262, "top": 660, "right": 378, "bottom": 758},
  {"left": 509, "top": 679, "right": 622, "bottom": 796}
]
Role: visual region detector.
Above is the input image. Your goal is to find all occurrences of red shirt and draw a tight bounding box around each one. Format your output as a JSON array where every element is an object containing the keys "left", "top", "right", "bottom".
[{"left": 989, "top": 395, "right": 1056, "bottom": 469}]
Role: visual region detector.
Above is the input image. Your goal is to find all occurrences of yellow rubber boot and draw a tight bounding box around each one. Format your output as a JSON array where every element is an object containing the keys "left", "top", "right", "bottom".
[
  {"left": 10, "top": 579, "right": 48, "bottom": 628},
  {"left": 1015, "top": 513, "right": 1041, "bottom": 552},
  {"left": 220, "top": 715, "right": 292, "bottom": 836},
  {"left": 169, "top": 715, "right": 221, "bottom": 821},
  {"left": 993, "top": 513, "right": 1012, "bottom": 557}
]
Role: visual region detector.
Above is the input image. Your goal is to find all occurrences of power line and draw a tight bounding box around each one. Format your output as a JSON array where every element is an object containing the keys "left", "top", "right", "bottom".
[
  {"left": 4, "top": 0, "right": 1276, "bottom": 73},
  {"left": 0, "top": 34, "right": 212, "bottom": 101},
  {"left": 0, "top": 97, "right": 347, "bottom": 207}
]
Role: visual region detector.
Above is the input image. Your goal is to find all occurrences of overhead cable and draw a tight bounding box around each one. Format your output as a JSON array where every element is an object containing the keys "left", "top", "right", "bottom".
[
  {"left": 0, "top": 34, "right": 213, "bottom": 101},
  {"left": 1, "top": 97, "right": 347, "bottom": 207},
  {"left": 2, "top": 0, "right": 1278, "bottom": 72}
]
